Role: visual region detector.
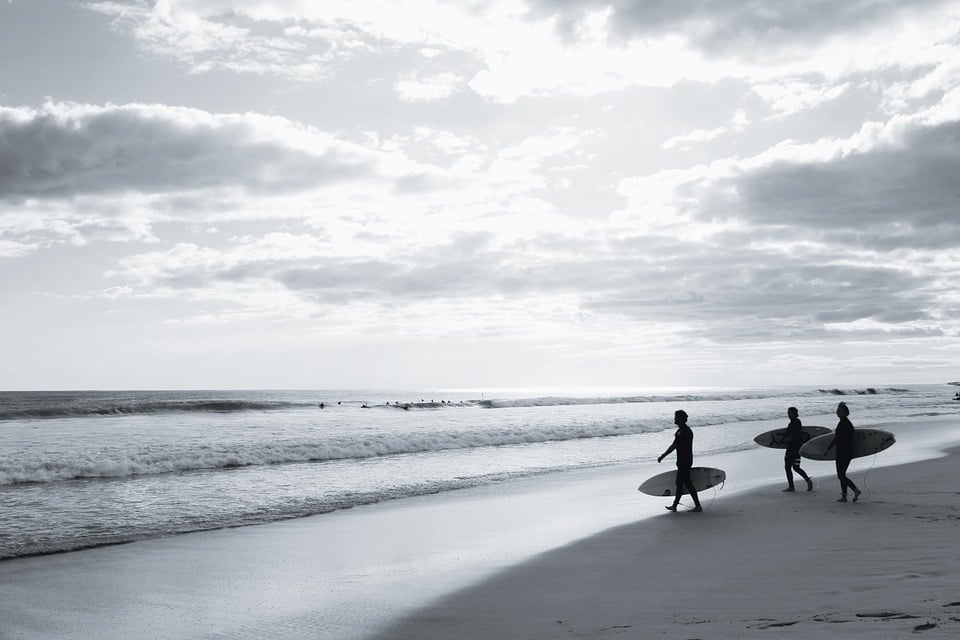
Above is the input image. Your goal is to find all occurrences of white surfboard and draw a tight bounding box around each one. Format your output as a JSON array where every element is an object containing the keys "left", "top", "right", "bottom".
[
  {"left": 753, "top": 425, "right": 832, "bottom": 449},
  {"left": 799, "top": 428, "right": 896, "bottom": 461},
  {"left": 638, "top": 467, "right": 726, "bottom": 497}
]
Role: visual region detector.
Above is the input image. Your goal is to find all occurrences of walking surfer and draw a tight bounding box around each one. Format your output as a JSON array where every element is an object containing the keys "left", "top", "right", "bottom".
[
  {"left": 657, "top": 410, "right": 703, "bottom": 512},
  {"left": 826, "top": 402, "right": 862, "bottom": 503},
  {"left": 783, "top": 407, "right": 813, "bottom": 492}
]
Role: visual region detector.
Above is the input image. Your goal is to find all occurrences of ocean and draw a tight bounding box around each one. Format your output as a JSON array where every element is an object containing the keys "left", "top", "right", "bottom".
[{"left": 1, "top": 384, "right": 958, "bottom": 560}]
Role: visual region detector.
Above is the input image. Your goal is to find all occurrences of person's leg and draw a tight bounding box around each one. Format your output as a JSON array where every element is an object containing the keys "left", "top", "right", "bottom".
[
  {"left": 679, "top": 467, "right": 701, "bottom": 510},
  {"left": 836, "top": 457, "right": 860, "bottom": 501},
  {"left": 836, "top": 459, "right": 848, "bottom": 500},
  {"left": 667, "top": 470, "right": 684, "bottom": 510},
  {"left": 841, "top": 458, "right": 861, "bottom": 501},
  {"left": 784, "top": 456, "right": 795, "bottom": 491},
  {"left": 687, "top": 483, "right": 702, "bottom": 510},
  {"left": 792, "top": 462, "right": 813, "bottom": 490}
]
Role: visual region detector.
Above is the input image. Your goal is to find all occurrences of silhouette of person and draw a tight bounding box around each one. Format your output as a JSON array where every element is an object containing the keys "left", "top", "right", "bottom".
[
  {"left": 783, "top": 407, "right": 813, "bottom": 492},
  {"left": 657, "top": 409, "right": 702, "bottom": 512},
  {"left": 826, "top": 401, "right": 861, "bottom": 502}
]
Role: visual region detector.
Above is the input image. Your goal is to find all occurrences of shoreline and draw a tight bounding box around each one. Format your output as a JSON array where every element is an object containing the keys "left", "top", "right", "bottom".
[{"left": 0, "top": 416, "right": 957, "bottom": 639}]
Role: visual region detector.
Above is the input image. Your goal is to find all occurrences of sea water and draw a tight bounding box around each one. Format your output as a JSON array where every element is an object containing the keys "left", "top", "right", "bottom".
[{"left": 1, "top": 385, "right": 958, "bottom": 559}]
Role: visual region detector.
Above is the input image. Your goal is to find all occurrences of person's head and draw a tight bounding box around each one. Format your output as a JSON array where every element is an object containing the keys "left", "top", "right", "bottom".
[
  {"left": 787, "top": 406, "right": 798, "bottom": 419},
  {"left": 836, "top": 401, "right": 849, "bottom": 417},
  {"left": 674, "top": 409, "right": 688, "bottom": 426}
]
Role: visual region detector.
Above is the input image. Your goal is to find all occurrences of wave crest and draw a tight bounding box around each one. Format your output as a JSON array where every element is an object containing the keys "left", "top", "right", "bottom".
[{"left": 0, "top": 420, "right": 662, "bottom": 485}]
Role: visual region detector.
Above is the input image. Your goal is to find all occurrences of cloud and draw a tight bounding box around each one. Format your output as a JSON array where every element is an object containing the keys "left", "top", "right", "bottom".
[
  {"left": 579, "top": 238, "right": 944, "bottom": 343},
  {"left": 752, "top": 80, "right": 851, "bottom": 119},
  {"left": 0, "top": 238, "right": 35, "bottom": 257},
  {"left": 619, "top": 89, "right": 960, "bottom": 250},
  {"left": 661, "top": 109, "right": 749, "bottom": 150},
  {"left": 9, "top": 3, "right": 953, "bottom": 356},
  {"left": 85, "top": 84, "right": 959, "bottom": 344},
  {"left": 0, "top": 96, "right": 601, "bottom": 256},
  {"left": 0, "top": 101, "right": 380, "bottom": 199},
  {"left": 81, "top": 0, "right": 960, "bottom": 106},
  {"left": 109, "top": 230, "right": 547, "bottom": 305},
  {"left": 100, "top": 231, "right": 593, "bottom": 336},
  {"left": 85, "top": 0, "right": 352, "bottom": 81},
  {"left": 99, "top": 203, "right": 956, "bottom": 346},
  {"left": 0, "top": 195, "right": 161, "bottom": 254},
  {"left": 603, "top": 94, "right": 960, "bottom": 342},
  {"left": 698, "top": 122, "right": 960, "bottom": 253},
  {"left": 395, "top": 72, "right": 464, "bottom": 101},
  {"left": 529, "top": 0, "right": 953, "bottom": 57}
]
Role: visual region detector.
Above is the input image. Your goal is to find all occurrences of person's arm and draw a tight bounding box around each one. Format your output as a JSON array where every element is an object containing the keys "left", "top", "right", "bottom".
[{"left": 658, "top": 437, "right": 678, "bottom": 463}]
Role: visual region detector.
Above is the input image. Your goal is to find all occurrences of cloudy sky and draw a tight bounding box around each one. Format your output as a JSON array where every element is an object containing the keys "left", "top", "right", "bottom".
[{"left": 2, "top": 0, "right": 959, "bottom": 390}]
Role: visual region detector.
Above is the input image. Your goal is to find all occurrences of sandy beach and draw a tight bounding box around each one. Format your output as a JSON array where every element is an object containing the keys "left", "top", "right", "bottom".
[
  {"left": 378, "top": 441, "right": 960, "bottom": 639},
  {"left": 0, "top": 416, "right": 957, "bottom": 639}
]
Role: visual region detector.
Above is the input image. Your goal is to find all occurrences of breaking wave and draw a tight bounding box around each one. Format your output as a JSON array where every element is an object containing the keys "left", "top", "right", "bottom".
[
  {"left": 0, "top": 420, "right": 662, "bottom": 485},
  {"left": 0, "top": 400, "right": 309, "bottom": 421}
]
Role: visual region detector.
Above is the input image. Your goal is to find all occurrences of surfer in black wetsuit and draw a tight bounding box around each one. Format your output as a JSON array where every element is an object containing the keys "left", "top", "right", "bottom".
[
  {"left": 826, "top": 402, "right": 861, "bottom": 503},
  {"left": 657, "top": 410, "right": 703, "bottom": 512},
  {"left": 783, "top": 407, "right": 813, "bottom": 492}
]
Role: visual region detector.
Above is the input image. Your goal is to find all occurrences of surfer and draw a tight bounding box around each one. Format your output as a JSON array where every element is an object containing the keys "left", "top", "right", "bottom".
[
  {"left": 657, "top": 409, "right": 703, "bottom": 512},
  {"left": 783, "top": 407, "right": 813, "bottom": 492},
  {"left": 826, "top": 402, "right": 862, "bottom": 503}
]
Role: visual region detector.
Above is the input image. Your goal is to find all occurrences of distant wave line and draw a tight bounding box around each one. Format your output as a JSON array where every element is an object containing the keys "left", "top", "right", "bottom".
[
  {"left": 1, "top": 387, "right": 911, "bottom": 421},
  {"left": 0, "top": 399, "right": 312, "bottom": 420}
]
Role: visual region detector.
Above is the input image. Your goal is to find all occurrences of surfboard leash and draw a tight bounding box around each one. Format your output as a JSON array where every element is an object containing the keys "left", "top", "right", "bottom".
[
  {"left": 860, "top": 453, "right": 878, "bottom": 498},
  {"left": 701, "top": 480, "right": 724, "bottom": 511}
]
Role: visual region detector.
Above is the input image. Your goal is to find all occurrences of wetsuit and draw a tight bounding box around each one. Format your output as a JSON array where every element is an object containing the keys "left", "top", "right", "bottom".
[
  {"left": 831, "top": 417, "right": 860, "bottom": 497},
  {"left": 663, "top": 425, "right": 701, "bottom": 507},
  {"left": 784, "top": 417, "right": 811, "bottom": 490}
]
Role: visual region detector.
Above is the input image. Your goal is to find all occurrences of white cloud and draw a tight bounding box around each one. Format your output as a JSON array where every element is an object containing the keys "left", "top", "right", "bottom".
[
  {"left": 0, "top": 195, "right": 161, "bottom": 255},
  {"left": 395, "top": 72, "right": 464, "bottom": 101},
  {"left": 86, "top": 0, "right": 342, "bottom": 81},
  {"left": 752, "top": 80, "right": 850, "bottom": 119},
  {"left": 0, "top": 238, "right": 36, "bottom": 258},
  {"left": 77, "top": 1, "right": 955, "bottom": 106},
  {"left": 661, "top": 109, "right": 750, "bottom": 150}
]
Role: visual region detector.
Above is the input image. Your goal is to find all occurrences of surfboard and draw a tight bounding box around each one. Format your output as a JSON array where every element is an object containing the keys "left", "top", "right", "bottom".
[
  {"left": 799, "top": 428, "right": 896, "bottom": 461},
  {"left": 753, "top": 425, "right": 832, "bottom": 449},
  {"left": 638, "top": 467, "right": 726, "bottom": 496}
]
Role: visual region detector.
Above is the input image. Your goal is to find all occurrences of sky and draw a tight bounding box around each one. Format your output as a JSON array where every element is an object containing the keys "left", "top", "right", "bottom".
[{"left": 1, "top": 0, "right": 959, "bottom": 390}]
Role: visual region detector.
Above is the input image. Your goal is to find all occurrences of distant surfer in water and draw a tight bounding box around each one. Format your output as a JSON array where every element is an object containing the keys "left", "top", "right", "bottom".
[
  {"left": 783, "top": 407, "right": 813, "bottom": 492},
  {"left": 657, "top": 409, "right": 703, "bottom": 512},
  {"left": 826, "top": 402, "right": 861, "bottom": 503}
]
